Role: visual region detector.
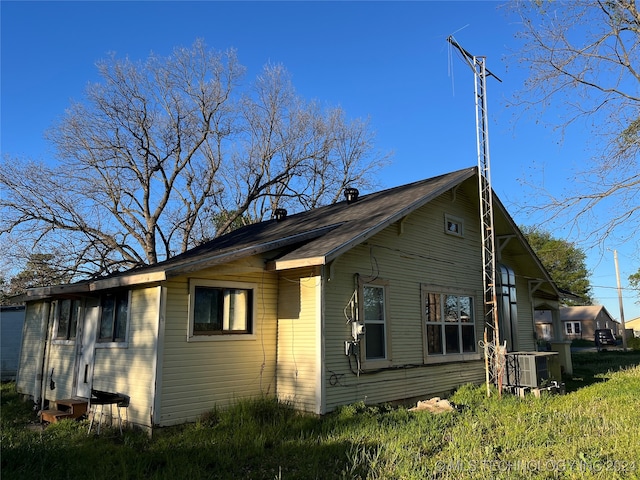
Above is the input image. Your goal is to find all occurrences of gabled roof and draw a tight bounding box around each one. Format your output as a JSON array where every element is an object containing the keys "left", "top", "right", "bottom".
[
  {"left": 21, "top": 166, "right": 557, "bottom": 299},
  {"left": 560, "top": 305, "right": 618, "bottom": 323},
  {"left": 161, "top": 167, "right": 476, "bottom": 275}
]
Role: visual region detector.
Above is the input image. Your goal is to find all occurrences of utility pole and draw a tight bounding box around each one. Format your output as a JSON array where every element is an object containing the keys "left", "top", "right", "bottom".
[{"left": 614, "top": 250, "right": 628, "bottom": 351}]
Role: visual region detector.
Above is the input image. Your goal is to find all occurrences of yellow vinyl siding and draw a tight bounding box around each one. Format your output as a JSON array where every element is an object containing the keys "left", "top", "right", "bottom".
[
  {"left": 323, "top": 185, "right": 487, "bottom": 411},
  {"left": 18, "top": 300, "right": 83, "bottom": 403},
  {"left": 91, "top": 286, "right": 160, "bottom": 428},
  {"left": 158, "top": 256, "right": 278, "bottom": 426},
  {"left": 16, "top": 301, "right": 50, "bottom": 398},
  {"left": 277, "top": 269, "right": 321, "bottom": 413}
]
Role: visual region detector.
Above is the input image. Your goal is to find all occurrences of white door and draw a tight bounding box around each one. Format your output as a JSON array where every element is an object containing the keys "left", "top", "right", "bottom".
[{"left": 75, "top": 298, "right": 99, "bottom": 398}]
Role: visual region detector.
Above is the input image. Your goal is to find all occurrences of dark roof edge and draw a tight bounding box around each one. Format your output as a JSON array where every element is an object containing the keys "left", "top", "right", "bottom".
[
  {"left": 164, "top": 223, "right": 341, "bottom": 277},
  {"left": 492, "top": 194, "right": 560, "bottom": 298}
]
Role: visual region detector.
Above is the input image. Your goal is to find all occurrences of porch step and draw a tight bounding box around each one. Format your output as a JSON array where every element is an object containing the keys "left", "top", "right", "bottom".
[
  {"left": 40, "top": 409, "right": 74, "bottom": 423},
  {"left": 40, "top": 398, "right": 88, "bottom": 424}
]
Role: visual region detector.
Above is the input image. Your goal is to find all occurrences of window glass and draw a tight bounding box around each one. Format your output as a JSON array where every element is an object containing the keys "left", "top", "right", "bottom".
[
  {"left": 226, "top": 289, "right": 248, "bottom": 331},
  {"left": 445, "top": 324, "right": 460, "bottom": 352},
  {"left": 426, "top": 324, "right": 443, "bottom": 354},
  {"left": 445, "top": 295, "right": 459, "bottom": 322},
  {"left": 365, "top": 323, "right": 385, "bottom": 359},
  {"left": 56, "top": 299, "right": 71, "bottom": 339},
  {"left": 425, "top": 293, "right": 440, "bottom": 322},
  {"left": 69, "top": 303, "right": 78, "bottom": 339},
  {"left": 364, "top": 286, "right": 384, "bottom": 320},
  {"left": 462, "top": 325, "right": 475, "bottom": 352},
  {"left": 99, "top": 291, "right": 129, "bottom": 342},
  {"left": 363, "top": 284, "right": 386, "bottom": 360},
  {"left": 100, "top": 296, "right": 115, "bottom": 339},
  {"left": 460, "top": 297, "right": 472, "bottom": 322},
  {"left": 424, "top": 290, "right": 475, "bottom": 356},
  {"left": 55, "top": 299, "right": 79, "bottom": 340},
  {"left": 114, "top": 294, "right": 129, "bottom": 341},
  {"left": 193, "top": 286, "right": 251, "bottom": 335}
]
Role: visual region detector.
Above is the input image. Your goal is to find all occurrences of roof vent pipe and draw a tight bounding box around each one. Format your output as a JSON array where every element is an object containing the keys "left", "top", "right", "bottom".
[
  {"left": 273, "top": 208, "right": 288, "bottom": 221},
  {"left": 344, "top": 187, "right": 359, "bottom": 204}
]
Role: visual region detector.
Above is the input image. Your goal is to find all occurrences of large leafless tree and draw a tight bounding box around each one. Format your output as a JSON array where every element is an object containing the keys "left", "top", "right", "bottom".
[
  {"left": 509, "top": 0, "right": 639, "bottom": 249},
  {"left": 1, "top": 40, "right": 389, "bottom": 278}
]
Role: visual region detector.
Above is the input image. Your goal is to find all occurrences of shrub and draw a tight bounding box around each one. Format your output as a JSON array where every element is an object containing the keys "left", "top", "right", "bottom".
[
  {"left": 571, "top": 338, "right": 594, "bottom": 347},
  {"left": 627, "top": 336, "right": 640, "bottom": 351}
]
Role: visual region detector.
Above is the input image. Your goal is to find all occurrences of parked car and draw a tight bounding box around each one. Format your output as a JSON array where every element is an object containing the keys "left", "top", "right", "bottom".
[{"left": 594, "top": 329, "right": 617, "bottom": 351}]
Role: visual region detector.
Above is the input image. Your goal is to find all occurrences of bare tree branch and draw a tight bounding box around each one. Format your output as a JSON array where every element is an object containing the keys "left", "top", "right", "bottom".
[
  {"left": 509, "top": 0, "right": 640, "bottom": 249},
  {"left": 0, "top": 41, "right": 390, "bottom": 279}
]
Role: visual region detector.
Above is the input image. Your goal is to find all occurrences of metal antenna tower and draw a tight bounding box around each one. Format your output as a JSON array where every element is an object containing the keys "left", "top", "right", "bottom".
[{"left": 447, "top": 35, "right": 504, "bottom": 397}]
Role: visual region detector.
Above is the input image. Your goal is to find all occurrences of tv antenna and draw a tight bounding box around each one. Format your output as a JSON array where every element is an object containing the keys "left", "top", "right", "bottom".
[{"left": 447, "top": 35, "right": 504, "bottom": 397}]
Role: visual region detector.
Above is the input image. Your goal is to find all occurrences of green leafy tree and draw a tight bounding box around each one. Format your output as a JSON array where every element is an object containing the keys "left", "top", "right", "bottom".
[
  {"left": 0, "top": 253, "right": 72, "bottom": 305},
  {"left": 630, "top": 269, "right": 640, "bottom": 304},
  {"left": 522, "top": 226, "right": 593, "bottom": 305}
]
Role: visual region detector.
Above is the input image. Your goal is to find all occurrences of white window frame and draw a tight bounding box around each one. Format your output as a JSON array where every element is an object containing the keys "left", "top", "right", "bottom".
[
  {"left": 444, "top": 214, "right": 464, "bottom": 238},
  {"left": 96, "top": 290, "right": 131, "bottom": 348},
  {"left": 565, "top": 321, "right": 581, "bottom": 335},
  {"left": 188, "top": 279, "right": 257, "bottom": 342},
  {"left": 359, "top": 278, "right": 392, "bottom": 366},
  {"left": 421, "top": 284, "right": 480, "bottom": 364}
]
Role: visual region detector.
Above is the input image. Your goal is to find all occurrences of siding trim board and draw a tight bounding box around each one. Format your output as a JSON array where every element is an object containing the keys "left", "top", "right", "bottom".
[
  {"left": 315, "top": 274, "right": 324, "bottom": 414},
  {"left": 151, "top": 285, "right": 166, "bottom": 427}
]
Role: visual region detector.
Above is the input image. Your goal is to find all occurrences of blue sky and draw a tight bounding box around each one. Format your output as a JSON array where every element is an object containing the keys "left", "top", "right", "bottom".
[{"left": 2, "top": 1, "right": 638, "bottom": 321}]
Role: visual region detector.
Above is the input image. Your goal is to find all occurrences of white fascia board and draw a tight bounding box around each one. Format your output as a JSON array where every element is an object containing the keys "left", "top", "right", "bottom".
[
  {"left": 89, "top": 271, "right": 166, "bottom": 291},
  {"left": 269, "top": 256, "right": 327, "bottom": 271}
]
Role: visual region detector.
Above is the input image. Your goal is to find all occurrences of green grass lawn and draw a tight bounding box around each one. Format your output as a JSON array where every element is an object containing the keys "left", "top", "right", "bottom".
[{"left": 2, "top": 351, "right": 639, "bottom": 480}]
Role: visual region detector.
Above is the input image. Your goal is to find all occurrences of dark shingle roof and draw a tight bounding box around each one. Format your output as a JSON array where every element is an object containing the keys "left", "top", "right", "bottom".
[
  {"left": 23, "top": 167, "right": 477, "bottom": 296},
  {"left": 162, "top": 166, "right": 476, "bottom": 274}
]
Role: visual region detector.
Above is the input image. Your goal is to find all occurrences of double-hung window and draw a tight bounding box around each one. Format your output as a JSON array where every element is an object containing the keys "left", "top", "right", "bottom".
[
  {"left": 98, "top": 291, "right": 129, "bottom": 343},
  {"left": 565, "top": 321, "right": 581, "bottom": 335},
  {"left": 423, "top": 286, "right": 476, "bottom": 358},
  {"left": 189, "top": 280, "right": 254, "bottom": 338},
  {"left": 55, "top": 298, "right": 80, "bottom": 341},
  {"left": 360, "top": 279, "right": 390, "bottom": 362}
]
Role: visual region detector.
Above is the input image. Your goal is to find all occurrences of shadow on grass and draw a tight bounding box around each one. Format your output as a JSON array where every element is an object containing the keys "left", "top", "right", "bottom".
[
  {"left": 2, "top": 433, "right": 373, "bottom": 480},
  {"left": 564, "top": 350, "right": 640, "bottom": 393},
  {"left": 1, "top": 387, "right": 382, "bottom": 480}
]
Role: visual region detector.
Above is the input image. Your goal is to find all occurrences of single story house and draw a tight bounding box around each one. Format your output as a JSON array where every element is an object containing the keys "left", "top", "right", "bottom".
[
  {"left": 1, "top": 305, "right": 26, "bottom": 380},
  {"left": 16, "top": 167, "right": 566, "bottom": 430},
  {"left": 623, "top": 316, "right": 640, "bottom": 338},
  {"left": 560, "top": 305, "right": 619, "bottom": 341}
]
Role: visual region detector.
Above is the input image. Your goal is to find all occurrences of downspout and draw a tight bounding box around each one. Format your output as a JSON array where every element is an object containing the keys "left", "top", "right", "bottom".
[{"left": 37, "top": 301, "right": 53, "bottom": 411}]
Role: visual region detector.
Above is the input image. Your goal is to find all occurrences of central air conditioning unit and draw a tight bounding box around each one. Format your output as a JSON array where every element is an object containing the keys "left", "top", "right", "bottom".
[{"left": 504, "top": 352, "right": 558, "bottom": 388}]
